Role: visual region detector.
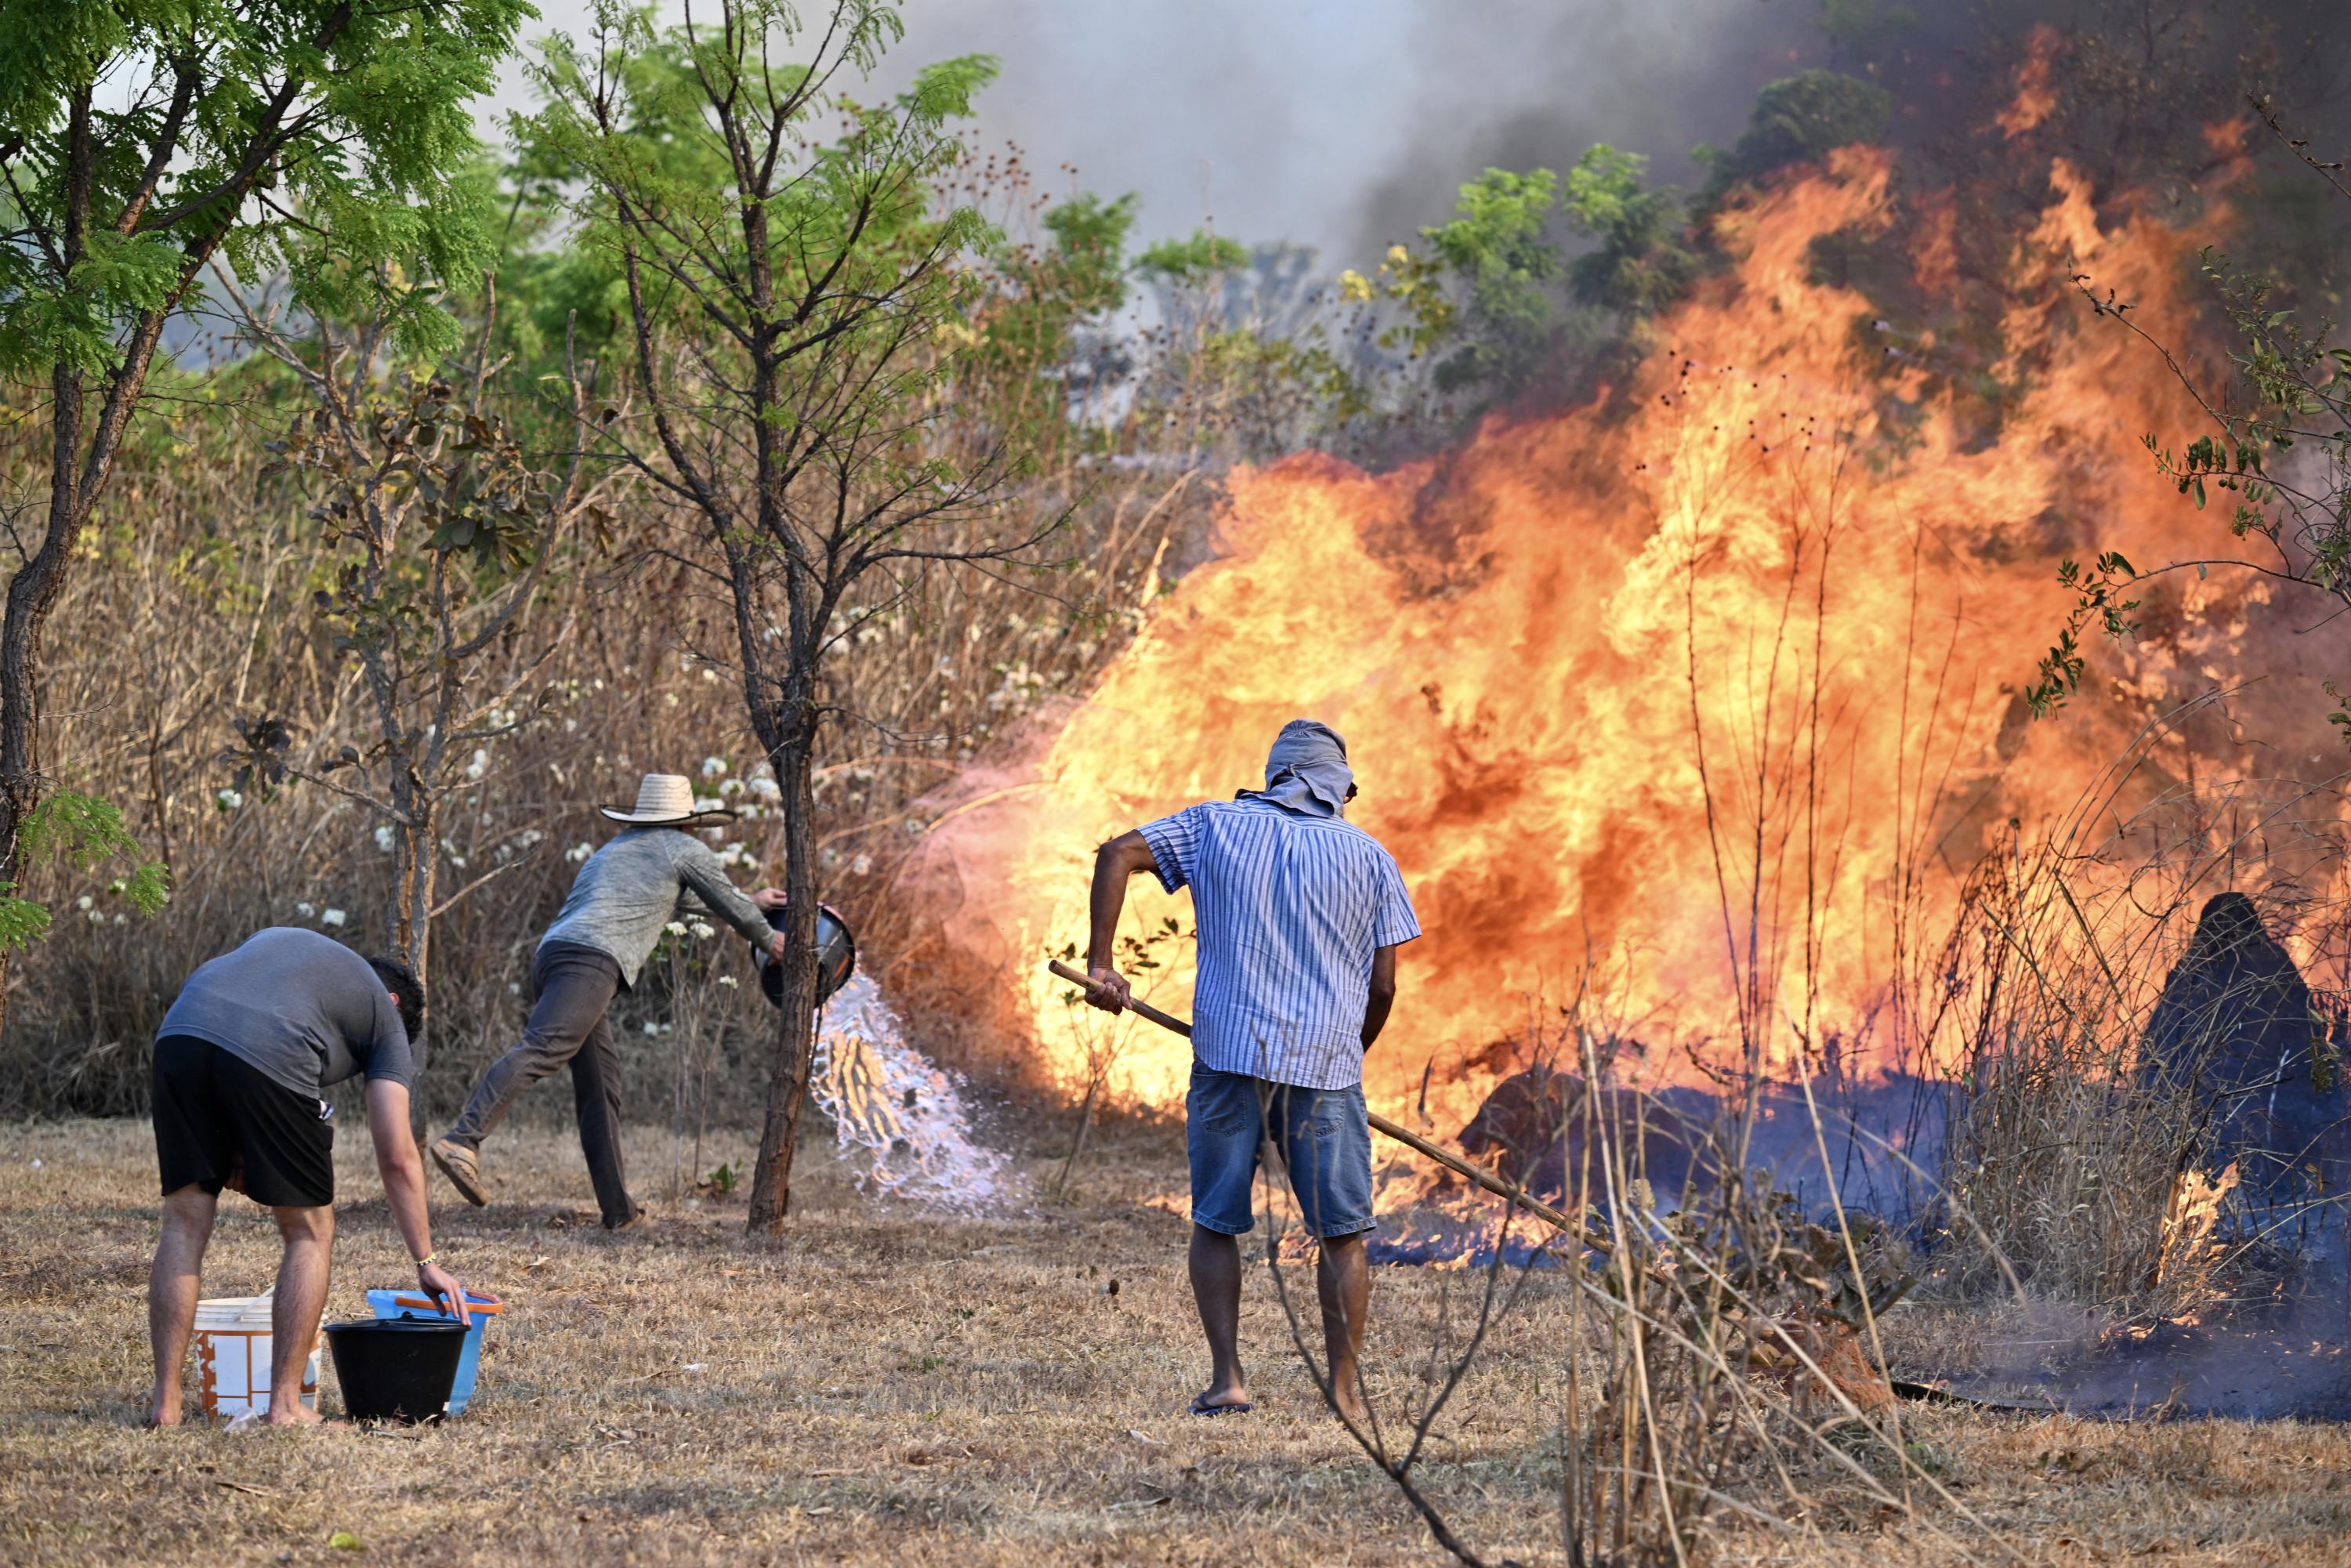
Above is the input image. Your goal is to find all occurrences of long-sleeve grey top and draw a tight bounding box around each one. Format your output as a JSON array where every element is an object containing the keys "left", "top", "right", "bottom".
[{"left": 539, "top": 826, "right": 772, "bottom": 985}]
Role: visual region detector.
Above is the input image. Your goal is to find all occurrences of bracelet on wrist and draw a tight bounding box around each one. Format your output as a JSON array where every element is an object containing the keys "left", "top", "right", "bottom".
[{"left": 414, "top": 1251, "right": 438, "bottom": 1268}]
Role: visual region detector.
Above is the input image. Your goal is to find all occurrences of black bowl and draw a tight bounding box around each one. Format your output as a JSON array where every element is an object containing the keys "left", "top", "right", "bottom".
[
  {"left": 323, "top": 1316, "right": 467, "bottom": 1424},
  {"left": 757, "top": 903, "right": 857, "bottom": 1009}
]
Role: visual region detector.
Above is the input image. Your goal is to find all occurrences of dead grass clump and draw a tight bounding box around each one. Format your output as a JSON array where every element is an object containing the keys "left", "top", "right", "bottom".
[{"left": 1925, "top": 766, "right": 2351, "bottom": 1320}]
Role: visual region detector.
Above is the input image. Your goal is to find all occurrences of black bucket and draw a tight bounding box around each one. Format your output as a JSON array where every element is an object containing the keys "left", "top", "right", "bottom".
[
  {"left": 757, "top": 903, "right": 857, "bottom": 1009},
  {"left": 324, "top": 1316, "right": 468, "bottom": 1423}
]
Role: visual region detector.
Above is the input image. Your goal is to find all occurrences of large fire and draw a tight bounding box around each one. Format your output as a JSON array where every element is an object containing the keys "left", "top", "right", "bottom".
[{"left": 916, "top": 123, "right": 2347, "bottom": 1129}]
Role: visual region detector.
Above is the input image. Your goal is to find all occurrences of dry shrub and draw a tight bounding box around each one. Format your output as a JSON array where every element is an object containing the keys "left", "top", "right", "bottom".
[
  {"left": 6, "top": 367, "right": 1233, "bottom": 1120},
  {"left": 1924, "top": 751, "right": 2351, "bottom": 1317},
  {"left": 1262, "top": 1011, "right": 1977, "bottom": 1567}
]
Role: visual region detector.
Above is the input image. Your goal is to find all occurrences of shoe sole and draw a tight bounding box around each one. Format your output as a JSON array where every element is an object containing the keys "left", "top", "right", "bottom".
[{"left": 429, "top": 1142, "right": 489, "bottom": 1208}]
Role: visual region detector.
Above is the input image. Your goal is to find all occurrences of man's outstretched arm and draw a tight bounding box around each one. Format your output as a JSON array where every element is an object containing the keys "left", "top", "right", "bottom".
[
  {"left": 1360, "top": 944, "right": 1399, "bottom": 1049},
  {"left": 1084, "top": 829, "right": 1159, "bottom": 1012},
  {"left": 366, "top": 1080, "right": 471, "bottom": 1324}
]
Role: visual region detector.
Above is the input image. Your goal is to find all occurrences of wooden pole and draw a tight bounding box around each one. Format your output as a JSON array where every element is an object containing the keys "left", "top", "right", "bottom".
[
  {"left": 1046, "top": 959, "right": 1613, "bottom": 1254},
  {"left": 1041, "top": 962, "right": 1940, "bottom": 1400}
]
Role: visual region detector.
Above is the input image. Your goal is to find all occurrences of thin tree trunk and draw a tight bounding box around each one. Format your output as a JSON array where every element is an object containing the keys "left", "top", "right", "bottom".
[
  {"left": 0, "top": 38, "right": 332, "bottom": 1037},
  {"left": 0, "top": 88, "right": 96, "bottom": 1042},
  {"left": 1054, "top": 1075, "right": 1104, "bottom": 1199},
  {"left": 746, "top": 733, "right": 821, "bottom": 1231},
  {"left": 408, "top": 797, "right": 437, "bottom": 980}
]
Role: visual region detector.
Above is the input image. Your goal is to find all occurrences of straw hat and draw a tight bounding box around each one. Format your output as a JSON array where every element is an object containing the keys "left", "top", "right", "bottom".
[{"left": 599, "top": 773, "right": 732, "bottom": 826}]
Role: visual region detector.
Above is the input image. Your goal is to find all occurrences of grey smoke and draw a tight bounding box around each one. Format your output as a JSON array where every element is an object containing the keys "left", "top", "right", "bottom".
[{"left": 496, "top": 0, "right": 1828, "bottom": 269}]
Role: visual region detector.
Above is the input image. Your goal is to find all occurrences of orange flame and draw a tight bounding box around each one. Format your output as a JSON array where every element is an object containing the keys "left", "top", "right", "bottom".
[
  {"left": 919, "top": 141, "right": 2331, "bottom": 1128},
  {"left": 1996, "top": 25, "right": 2061, "bottom": 139}
]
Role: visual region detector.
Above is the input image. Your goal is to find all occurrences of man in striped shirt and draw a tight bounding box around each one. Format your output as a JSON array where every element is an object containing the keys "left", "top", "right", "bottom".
[{"left": 1085, "top": 719, "right": 1420, "bottom": 1421}]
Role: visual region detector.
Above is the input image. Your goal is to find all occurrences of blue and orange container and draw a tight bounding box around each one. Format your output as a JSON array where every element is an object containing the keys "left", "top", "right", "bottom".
[{"left": 362, "top": 1289, "right": 503, "bottom": 1414}]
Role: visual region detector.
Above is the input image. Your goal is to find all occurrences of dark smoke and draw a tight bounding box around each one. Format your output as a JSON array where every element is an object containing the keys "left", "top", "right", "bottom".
[
  {"left": 502, "top": 1, "right": 2351, "bottom": 277},
  {"left": 500, "top": 1, "right": 1824, "bottom": 266}
]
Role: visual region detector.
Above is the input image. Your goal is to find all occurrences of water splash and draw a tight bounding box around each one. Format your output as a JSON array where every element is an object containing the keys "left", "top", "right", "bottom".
[{"left": 811, "top": 974, "right": 1021, "bottom": 1215}]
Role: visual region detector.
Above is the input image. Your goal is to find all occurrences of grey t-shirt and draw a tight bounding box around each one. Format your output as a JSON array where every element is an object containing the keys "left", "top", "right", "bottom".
[
  {"left": 539, "top": 826, "right": 773, "bottom": 986},
  {"left": 157, "top": 928, "right": 414, "bottom": 1099}
]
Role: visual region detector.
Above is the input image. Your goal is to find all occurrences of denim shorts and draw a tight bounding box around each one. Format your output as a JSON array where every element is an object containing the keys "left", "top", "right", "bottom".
[{"left": 1186, "top": 1064, "right": 1375, "bottom": 1238}]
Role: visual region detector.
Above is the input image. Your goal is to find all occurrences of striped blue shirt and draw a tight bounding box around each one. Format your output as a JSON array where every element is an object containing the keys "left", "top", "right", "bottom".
[{"left": 1139, "top": 798, "right": 1420, "bottom": 1090}]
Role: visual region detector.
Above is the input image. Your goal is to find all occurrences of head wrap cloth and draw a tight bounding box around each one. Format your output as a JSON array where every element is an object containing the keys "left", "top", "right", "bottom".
[{"left": 1236, "top": 719, "right": 1353, "bottom": 818}]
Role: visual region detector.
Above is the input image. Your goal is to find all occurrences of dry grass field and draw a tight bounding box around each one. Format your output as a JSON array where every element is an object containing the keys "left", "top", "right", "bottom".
[{"left": 5, "top": 1116, "right": 2351, "bottom": 1566}]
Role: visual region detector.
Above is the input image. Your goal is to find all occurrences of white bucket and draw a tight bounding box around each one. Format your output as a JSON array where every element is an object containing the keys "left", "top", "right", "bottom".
[{"left": 193, "top": 1289, "right": 320, "bottom": 1419}]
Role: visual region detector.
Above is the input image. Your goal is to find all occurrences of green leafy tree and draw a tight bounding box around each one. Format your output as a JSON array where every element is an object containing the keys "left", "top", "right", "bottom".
[
  {"left": 525, "top": 0, "right": 1051, "bottom": 1229},
  {"left": 1559, "top": 145, "right": 1700, "bottom": 315},
  {"left": 1418, "top": 167, "right": 1563, "bottom": 393},
  {"left": 1133, "top": 228, "right": 1254, "bottom": 349},
  {"left": 1134, "top": 229, "right": 1252, "bottom": 286},
  {"left": 0, "top": 0, "right": 527, "bottom": 1031},
  {"left": 1697, "top": 69, "right": 1893, "bottom": 202},
  {"left": 214, "top": 273, "right": 614, "bottom": 982},
  {"left": 1343, "top": 156, "right": 1697, "bottom": 402},
  {"left": 1136, "top": 234, "right": 1366, "bottom": 454},
  {"left": 0, "top": 791, "right": 168, "bottom": 954},
  {"left": 962, "top": 190, "right": 1138, "bottom": 436}
]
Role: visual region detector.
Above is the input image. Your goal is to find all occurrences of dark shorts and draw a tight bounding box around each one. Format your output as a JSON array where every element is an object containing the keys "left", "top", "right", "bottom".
[
  {"left": 153, "top": 1035, "right": 335, "bottom": 1208},
  {"left": 1186, "top": 1064, "right": 1375, "bottom": 1239}
]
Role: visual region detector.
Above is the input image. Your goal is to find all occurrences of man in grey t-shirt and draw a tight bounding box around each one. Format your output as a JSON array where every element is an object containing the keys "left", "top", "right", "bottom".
[
  {"left": 430, "top": 773, "right": 786, "bottom": 1227},
  {"left": 147, "top": 928, "right": 471, "bottom": 1426}
]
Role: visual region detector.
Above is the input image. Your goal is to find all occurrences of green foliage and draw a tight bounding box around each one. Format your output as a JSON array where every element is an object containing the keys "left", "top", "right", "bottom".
[
  {"left": 1041, "top": 195, "right": 1140, "bottom": 316},
  {"left": 2026, "top": 552, "right": 2141, "bottom": 716},
  {"left": 964, "top": 190, "right": 1137, "bottom": 414},
  {"left": 1366, "top": 167, "right": 1567, "bottom": 395},
  {"left": 1196, "top": 329, "right": 1371, "bottom": 425},
  {"left": 1422, "top": 168, "right": 1564, "bottom": 392},
  {"left": 1342, "top": 154, "right": 1701, "bottom": 403},
  {"left": 1135, "top": 230, "right": 1252, "bottom": 283},
  {"left": 0, "top": 791, "right": 171, "bottom": 954},
  {"left": 0, "top": 0, "right": 530, "bottom": 377},
  {"left": 1700, "top": 69, "right": 1893, "bottom": 201},
  {"left": 2125, "top": 250, "right": 2346, "bottom": 604},
  {"left": 1132, "top": 238, "right": 1372, "bottom": 453},
  {"left": 0, "top": 895, "right": 46, "bottom": 954},
  {"left": 1339, "top": 244, "right": 1454, "bottom": 360},
  {"left": 522, "top": 2, "right": 999, "bottom": 331},
  {"left": 2063, "top": 166, "right": 2351, "bottom": 736},
  {"left": 520, "top": 2, "right": 1003, "bottom": 504},
  {"left": 1559, "top": 146, "right": 1701, "bottom": 313}
]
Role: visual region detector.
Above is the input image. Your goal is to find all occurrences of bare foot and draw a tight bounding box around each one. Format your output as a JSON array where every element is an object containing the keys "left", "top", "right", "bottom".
[
  {"left": 1332, "top": 1391, "right": 1370, "bottom": 1425},
  {"left": 264, "top": 1403, "right": 323, "bottom": 1428},
  {"left": 142, "top": 1382, "right": 183, "bottom": 1439},
  {"left": 1190, "top": 1382, "right": 1252, "bottom": 1415}
]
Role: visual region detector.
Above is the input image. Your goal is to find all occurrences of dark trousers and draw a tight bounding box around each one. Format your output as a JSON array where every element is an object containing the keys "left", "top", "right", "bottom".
[{"left": 447, "top": 942, "right": 634, "bottom": 1226}]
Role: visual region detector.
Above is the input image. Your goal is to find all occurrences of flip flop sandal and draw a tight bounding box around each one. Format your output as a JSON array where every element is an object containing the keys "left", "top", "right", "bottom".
[{"left": 1188, "top": 1395, "right": 1254, "bottom": 1416}]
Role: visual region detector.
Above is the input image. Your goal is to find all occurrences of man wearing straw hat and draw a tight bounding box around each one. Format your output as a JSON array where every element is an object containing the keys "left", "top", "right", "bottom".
[
  {"left": 428, "top": 773, "right": 786, "bottom": 1228},
  {"left": 1082, "top": 719, "right": 1418, "bottom": 1422}
]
